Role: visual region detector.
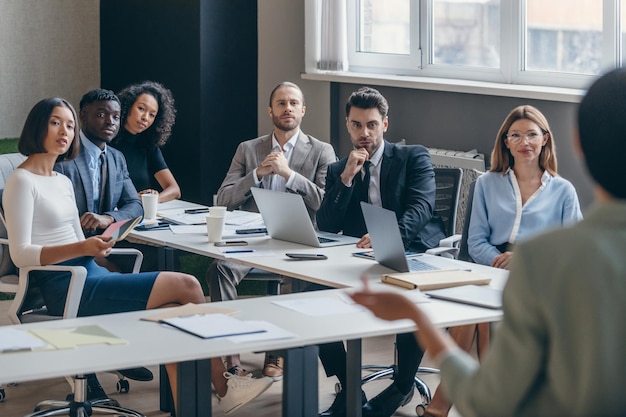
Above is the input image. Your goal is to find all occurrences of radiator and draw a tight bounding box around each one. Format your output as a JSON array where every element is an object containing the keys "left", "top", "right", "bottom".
[{"left": 428, "top": 148, "right": 485, "bottom": 171}]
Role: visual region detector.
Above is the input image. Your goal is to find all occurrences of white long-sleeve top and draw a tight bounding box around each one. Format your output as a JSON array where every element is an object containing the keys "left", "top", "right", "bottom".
[{"left": 3, "top": 168, "right": 84, "bottom": 268}]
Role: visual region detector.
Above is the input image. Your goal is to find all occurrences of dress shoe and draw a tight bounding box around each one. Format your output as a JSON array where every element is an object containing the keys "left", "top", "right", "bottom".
[
  {"left": 319, "top": 389, "right": 367, "bottom": 417},
  {"left": 262, "top": 353, "right": 284, "bottom": 381},
  {"left": 118, "top": 367, "right": 153, "bottom": 381},
  {"left": 362, "top": 383, "right": 414, "bottom": 417}
]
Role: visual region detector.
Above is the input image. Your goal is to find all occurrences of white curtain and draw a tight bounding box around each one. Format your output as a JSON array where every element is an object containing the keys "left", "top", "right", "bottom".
[{"left": 317, "top": 0, "right": 348, "bottom": 71}]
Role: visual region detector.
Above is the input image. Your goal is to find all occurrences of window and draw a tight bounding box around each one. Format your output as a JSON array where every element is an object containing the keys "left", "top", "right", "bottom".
[{"left": 310, "top": 0, "right": 624, "bottom": 90}]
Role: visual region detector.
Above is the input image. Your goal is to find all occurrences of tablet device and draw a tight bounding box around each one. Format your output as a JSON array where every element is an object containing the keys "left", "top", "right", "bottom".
[{"left": 101, "top": 216, "right": 142, "bottom": 242}]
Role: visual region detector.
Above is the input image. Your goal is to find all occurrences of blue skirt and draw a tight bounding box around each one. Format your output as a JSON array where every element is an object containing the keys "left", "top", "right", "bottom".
[{"left": 29, "top": 257, "right": 159, "bottom": 317}]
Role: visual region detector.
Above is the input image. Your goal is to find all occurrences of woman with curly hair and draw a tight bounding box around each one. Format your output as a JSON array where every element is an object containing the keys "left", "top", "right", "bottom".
[{"left": 112, "top": 81, "right": 181, "bottom": 203}]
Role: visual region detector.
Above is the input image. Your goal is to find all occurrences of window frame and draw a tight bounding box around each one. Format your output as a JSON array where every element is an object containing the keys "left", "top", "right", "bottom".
[{"left": 340, "top": 0, "right": 622, "bottom": 90}]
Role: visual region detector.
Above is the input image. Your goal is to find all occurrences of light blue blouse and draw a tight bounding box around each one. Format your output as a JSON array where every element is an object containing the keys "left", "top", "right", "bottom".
[{"left": 467, "top": 170, "right": 582, "bottom": 266}]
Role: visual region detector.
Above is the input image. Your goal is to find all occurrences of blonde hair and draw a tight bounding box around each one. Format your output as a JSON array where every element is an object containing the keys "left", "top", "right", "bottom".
[{"left": 490, "top": 105, "right": 558, "bottom": 175}]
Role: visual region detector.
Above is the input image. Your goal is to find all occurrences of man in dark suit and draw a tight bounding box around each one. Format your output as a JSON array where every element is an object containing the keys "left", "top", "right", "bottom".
[
  {"left": 53, "top": 89, "right": 149, "bottom": 401},
  {"left": 54, "top": 89, "right": 142, "bottom": 234},
  {"left": 316, "top": 87, "right": 446, "bottom": 417}
]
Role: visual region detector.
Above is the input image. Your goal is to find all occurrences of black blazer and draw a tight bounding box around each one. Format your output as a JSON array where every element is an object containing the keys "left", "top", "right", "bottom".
[{"left": 316, "top": 141, "right": 445, "bottom": 250}]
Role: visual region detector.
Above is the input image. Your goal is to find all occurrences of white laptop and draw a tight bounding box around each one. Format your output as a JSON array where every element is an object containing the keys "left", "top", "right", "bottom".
[
  {"left": 360, "top": 202, "right": 465, "bottom": 273},
  {"left": 251, "top": 188, "right": 360, "bottom": 247},
  {"left": 425, "top": 285, "right": 503, "bottom": 309}
]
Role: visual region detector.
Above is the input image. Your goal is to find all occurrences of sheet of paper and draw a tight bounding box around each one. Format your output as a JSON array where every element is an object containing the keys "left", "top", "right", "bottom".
[
  {"left": 141, "top": 302, "right": 238, "bottom": 322},
  {"left": 170, "top": 225, "right": 206, "bottom": 234},
  {"left": 225, "top": 321, "right": 296, "bottom": 343},
  {"left": 29, "top": 325, "right": 127, "bottom": 349},
  {"left": 272, "top": 296, "right": 366, "bottom": 317},
  {"left": 162, "top": 313, "right": 266, "bottom": 339},
  {"left": 160, "top": 212, "right": 208, "bottom": 225},
  {"left": 0, "top": 327, "right": 48, "bottom": 353},
  {"left": 225, "top": 210, "right": 264, "bottom": 227}
]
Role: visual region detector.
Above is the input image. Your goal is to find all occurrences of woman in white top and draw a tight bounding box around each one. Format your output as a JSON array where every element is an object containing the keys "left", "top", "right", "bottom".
[{"left": 3, "top": 98, "right": 272, "bottom": 414}]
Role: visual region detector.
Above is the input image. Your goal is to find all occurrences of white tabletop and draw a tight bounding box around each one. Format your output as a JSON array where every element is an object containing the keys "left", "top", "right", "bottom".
[{"left": 0, "top": 286, "right": 503, "bottom": 386}]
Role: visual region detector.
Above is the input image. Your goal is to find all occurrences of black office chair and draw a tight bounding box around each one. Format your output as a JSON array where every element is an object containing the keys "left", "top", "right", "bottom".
[{"left": 357, "top": 167, "right": 463, "bottom": 416}]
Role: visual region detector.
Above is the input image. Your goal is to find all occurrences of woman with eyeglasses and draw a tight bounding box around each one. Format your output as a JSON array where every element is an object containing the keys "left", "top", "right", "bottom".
[
  {"left": 423, "top": 105, "right": 582, "bottom": 417},
  {"left": 467, "top": 104, "right": 582, "bottom": 268}
]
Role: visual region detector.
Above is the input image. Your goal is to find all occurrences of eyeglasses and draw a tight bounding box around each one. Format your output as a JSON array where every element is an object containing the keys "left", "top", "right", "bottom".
[{"left": 506, "top": 131, "right": 544, "bottom": 144}]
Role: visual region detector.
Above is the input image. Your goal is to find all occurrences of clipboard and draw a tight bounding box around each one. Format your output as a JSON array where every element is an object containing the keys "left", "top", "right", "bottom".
[{"left": 160, "top": 313, "right": 266, "bottom": 339}]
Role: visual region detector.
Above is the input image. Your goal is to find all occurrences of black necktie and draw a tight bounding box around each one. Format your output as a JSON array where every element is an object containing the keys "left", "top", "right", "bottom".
[
  {"left": 98, "top": 151, "right": 107, "bottom": 213},
  {"left": 354, "top": 160, "right": 371, "bottom": 203}
]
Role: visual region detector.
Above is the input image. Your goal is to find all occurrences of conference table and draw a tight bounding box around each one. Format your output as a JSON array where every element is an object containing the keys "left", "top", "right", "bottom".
[
  {"left": 1, "top": 202, "right": 508, "bottom": 417},
  {"left": 124, "top": 203, "right": 508, "bottom": 416}
]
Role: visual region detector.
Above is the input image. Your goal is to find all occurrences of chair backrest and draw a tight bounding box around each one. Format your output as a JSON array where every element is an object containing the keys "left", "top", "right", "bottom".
[
  {"left": 455, "top": 168, "right": 483, "bottom": 235},
  {"left": 433, "top": 167, "right": 463, "bottom": 237},
  {"left": 0, "top": 153, "right": 27, "bottom": 297},
  {"left": 457, "top": 180, "right": 477, "bottom": 263}
]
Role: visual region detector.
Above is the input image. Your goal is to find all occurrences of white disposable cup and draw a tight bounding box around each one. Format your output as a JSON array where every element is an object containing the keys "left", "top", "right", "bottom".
[
  {"left": 208, "top": 206, "right": 227, "bottom": 217},
  {"left": 141, "top": 193, "right": 159, "bottom": 220},
  {"left": 206, "top": 214, "right": 226, "bottom": 243}
]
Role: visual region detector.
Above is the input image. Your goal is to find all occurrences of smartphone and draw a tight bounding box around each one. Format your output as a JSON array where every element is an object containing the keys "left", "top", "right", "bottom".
[
  {"left": 214, "top": 241, "right": 248, "bottom": 247},
  {"left": 134, "top": 221, "right": 171, "bottom": 231},
  {"left": 285, "top": 253, "right": 328, "bottom": 260},
  {"left": 236, "top": 228, "right": 267, "bottom": 235},
  {"left": 184, "top": 207, "right": 210, "bottom": 214}
]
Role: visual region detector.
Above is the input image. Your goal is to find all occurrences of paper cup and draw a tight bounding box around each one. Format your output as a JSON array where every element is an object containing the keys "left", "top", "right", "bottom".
[
  {"left": 206, "top": 214, "right": 225, "bottom": 243},
  {"left": 209, "top": 206, "right": 227, "bottom": 217},
  {"left": 141, "top": 193, "right": 159, "bottom": 220}
]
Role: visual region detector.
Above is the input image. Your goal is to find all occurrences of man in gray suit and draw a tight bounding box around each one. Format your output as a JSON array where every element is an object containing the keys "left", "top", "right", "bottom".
[{"left": 207, "top": 82, "right": 336, "bottom": 379}]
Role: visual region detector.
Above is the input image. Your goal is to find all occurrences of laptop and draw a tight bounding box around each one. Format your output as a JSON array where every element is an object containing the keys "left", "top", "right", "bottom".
[
  {"left": 360, "top": 202, "right": 465, "bottom": 273},
  {"left": 251, "top": 188, "right": 360, "bottom": 247},
  {"left": 425, "top": 285, "right": 503, "bottom": 309}
]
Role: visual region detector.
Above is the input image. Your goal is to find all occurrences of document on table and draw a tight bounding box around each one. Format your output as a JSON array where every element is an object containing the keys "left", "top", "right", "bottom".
[
  {"left": 0, "top": 327, "right": 48, "bottom": 353},
  {"left": 225, "top": 321, "right": 296, "bottom": 343},
  {"left": 141, "top": 302, "right": 238, "bottom": 322},
  {"left": 161, "top": 313, "right": 266, "bottom": 339},
  {"left": 272, "top": 295, "right": 366, "bottom": 317},
  {"left": 29, "top": 325, "right": 127, "bottom": 349}
]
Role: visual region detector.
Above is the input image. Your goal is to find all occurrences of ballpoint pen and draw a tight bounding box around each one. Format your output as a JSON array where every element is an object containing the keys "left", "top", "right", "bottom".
[{"left": 224, "top": 249, "right": 254, "bottom": 254}]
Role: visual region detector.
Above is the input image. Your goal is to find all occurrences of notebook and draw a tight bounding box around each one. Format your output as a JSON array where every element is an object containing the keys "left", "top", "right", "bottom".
[
  {"left": 251, "top": 188, "right": 360, "bottom": 247},
  {"left": 425, "top": 285, "right": 503, "bottom": 309},
  {"left": 381, "top": 270, "right": 491, "bottom": 290},
  {"left": 360, "top": 202, "right": 464, "bottom": 273}
]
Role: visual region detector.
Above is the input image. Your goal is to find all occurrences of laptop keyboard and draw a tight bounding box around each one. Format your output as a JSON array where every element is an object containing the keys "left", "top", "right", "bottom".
[
  {"left": 318, "top": 236, "right": 337, "bottom": 244},
  {"left": 407, "top": 258, "right": 441, "bottom": 272}
]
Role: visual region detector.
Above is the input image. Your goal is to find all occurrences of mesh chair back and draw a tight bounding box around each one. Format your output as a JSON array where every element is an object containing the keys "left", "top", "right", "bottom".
[{"left": 433, "top": 168, "right": 463, "bottom": 237}]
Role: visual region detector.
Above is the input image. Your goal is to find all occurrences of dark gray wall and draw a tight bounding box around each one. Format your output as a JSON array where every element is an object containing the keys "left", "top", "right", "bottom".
[{"left": 330, "top": 83, "right": 594, "bottom": 209}]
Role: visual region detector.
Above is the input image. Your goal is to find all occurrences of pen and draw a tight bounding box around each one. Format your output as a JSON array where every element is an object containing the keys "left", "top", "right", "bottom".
[{"left": 224, "top": 250, "right": 254, "bottom": 254}]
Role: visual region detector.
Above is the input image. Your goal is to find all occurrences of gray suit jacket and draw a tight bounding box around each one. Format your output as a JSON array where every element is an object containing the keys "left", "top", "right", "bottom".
[
  {"left": 216, "top": 132, "right": 336, "bottom": 220},
  {"left": 440, "top": 202, "right": 626, "bottom": 417},
  {"left": 54, "top": 145, "right": 143, "bottom": 225}
]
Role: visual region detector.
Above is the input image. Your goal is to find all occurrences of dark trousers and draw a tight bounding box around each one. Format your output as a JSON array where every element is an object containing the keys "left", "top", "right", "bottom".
[{"left": 318, "top": 332, "right": 424, "bottom": 394}]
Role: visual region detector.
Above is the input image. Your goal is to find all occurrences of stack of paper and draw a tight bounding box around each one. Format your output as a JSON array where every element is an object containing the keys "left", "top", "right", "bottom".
[{"left": 0, "top": 327, "right": 48, "bottom": 353}]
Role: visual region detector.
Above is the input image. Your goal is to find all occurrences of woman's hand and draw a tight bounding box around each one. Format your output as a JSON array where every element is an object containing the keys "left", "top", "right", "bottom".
[
  {"left": 139, "top": 189, "right": 159, "bottom": 197},
  {"left": 350, "top": 278, "right": 418, "bottom": 322},
  {"left": 491, "top": 251, "right": 513, "bottom": 269},
  {"left": 82, "top": 236, "right": 116, "bottom": 257}
]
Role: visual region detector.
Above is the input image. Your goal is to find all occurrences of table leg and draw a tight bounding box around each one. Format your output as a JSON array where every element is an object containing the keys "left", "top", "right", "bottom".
[
  {"left": 283, "top": 345, "right": 319, "bottom": 417},
  {"left": 177, "top": 359, "right": 212, "bottom": 417},
  {"left": 158, "top": 247, "right": 176, "bottom": 271},
  {"left": 346, "top": 339, "right": 363, "bottom": 417}
]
